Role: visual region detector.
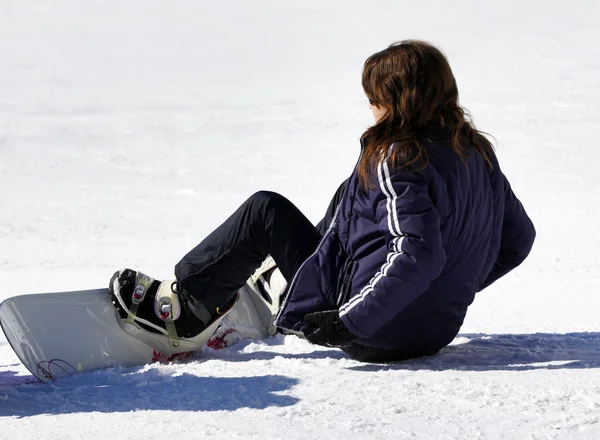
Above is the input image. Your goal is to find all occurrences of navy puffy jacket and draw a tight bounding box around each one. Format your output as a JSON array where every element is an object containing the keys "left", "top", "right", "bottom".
[{"left": 275, "top": 137, "right": 536, "bottom": 351}]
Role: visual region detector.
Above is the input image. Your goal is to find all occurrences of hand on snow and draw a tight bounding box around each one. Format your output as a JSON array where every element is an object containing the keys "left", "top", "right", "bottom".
[{"left": 304, "top": 310, "right": 355, "bottom": 347}]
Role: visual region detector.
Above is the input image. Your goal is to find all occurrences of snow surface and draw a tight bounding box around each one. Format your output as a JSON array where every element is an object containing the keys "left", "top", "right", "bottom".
[{"left": 1, "top": 0, "right": 600, "bottom": 438}]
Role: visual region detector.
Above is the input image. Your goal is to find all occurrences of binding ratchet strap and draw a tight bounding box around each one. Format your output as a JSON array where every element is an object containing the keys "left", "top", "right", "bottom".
[
  {"left": 126, "top": 272, "right": 155, "bottom": 324},
  {"left": 155, "top": 282, "right": 181, "bottom": 347}
]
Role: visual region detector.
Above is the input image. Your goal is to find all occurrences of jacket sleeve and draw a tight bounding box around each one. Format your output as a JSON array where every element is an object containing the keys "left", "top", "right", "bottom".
[
  {"left": 478, "top": 174, "right": 536, "bottom": 290},
  {"left": 338, "top": 161, "right": 446, "bottom": 339}
]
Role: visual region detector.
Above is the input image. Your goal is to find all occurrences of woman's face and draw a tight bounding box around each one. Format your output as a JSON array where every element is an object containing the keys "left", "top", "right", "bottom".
[{"left": 369, "top": 102, "right": 386, "bottom": 123}]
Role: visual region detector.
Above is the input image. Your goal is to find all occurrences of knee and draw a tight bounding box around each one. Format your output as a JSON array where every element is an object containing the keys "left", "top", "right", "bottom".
[{"left": 248, "top": 190, "right": 290, "bottom": 211}]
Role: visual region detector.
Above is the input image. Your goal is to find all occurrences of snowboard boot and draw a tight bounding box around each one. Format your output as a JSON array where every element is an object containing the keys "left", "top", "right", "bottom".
[{"left": 108, "top": 268, "right": 236, "bottom": 340}]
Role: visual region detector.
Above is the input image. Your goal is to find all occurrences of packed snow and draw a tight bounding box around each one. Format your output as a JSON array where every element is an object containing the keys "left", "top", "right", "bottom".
[{"left": 1, "top": 0, "right": 600, "bottom": 439}]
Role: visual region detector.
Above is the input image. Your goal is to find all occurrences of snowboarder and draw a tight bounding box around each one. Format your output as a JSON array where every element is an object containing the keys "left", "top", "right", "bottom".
[{"left": 111, "top": 40, "right": 536, "bottom": 362}]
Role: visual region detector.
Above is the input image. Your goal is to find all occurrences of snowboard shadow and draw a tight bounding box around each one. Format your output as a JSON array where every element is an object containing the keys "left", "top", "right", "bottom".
[
  {"left": 0, "top": 369, "right": 37, "bottom": 386},
  {"left": 0, "top": 369, "right": 299, "bottom": 417},
  {"left": 347, "top": 332, "right": 600, "bottom": 372}
]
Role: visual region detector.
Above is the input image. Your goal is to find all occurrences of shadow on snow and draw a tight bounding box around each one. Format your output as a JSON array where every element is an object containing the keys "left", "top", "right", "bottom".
[
  {"left": 0, "top": 369, "right": 299, "bottom": 417},
  {"left": 209, "top": 332, "right": 600, "bottom": 372},
  {"left": 186, "top": 331, "right": 600, "bottom": 372},
  {"left": 2, "top": 331, "right": 599, "bottom": 417},
  {"left": 0, "top": 369, "right": 37, "bottom": 386},
  {"left": 348, "top": 332, "right": 600, "bottom": 372}
]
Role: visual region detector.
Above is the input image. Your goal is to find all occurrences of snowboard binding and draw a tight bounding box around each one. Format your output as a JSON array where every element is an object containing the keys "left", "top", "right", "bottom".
[{"left": 109, "top": 268, "right": 237, "bottom": 355}]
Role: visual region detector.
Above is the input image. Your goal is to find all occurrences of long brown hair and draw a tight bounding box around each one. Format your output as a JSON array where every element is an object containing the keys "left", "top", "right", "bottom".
[{"left": 360, "top": 40, "right": 494, "bottom": 188}]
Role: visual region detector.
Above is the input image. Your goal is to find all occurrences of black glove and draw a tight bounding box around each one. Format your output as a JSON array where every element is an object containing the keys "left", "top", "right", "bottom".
[{"left": 304, "top": 310, "right": 355, "bottom": 347}]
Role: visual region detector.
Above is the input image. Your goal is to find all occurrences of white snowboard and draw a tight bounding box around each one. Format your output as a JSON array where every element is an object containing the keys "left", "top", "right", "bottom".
[{"left": 0, "top": 275, "right": 281, "bottom": 383}]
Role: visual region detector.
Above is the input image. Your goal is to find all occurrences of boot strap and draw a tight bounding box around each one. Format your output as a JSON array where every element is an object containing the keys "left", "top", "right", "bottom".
[
  {"left": 154, "top": 281, "right": 181, "bottom": 347},
  {"left": 125, "top": 272, "right": 155, "bottom": 324}
]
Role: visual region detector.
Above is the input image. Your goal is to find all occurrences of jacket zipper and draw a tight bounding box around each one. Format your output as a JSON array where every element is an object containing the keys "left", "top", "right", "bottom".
[
  {"left": 274, "top": 149, "right": 364, "bottom": 325},
  {"left": 337, "top": 260, "right": 357, "bottom": 306}
]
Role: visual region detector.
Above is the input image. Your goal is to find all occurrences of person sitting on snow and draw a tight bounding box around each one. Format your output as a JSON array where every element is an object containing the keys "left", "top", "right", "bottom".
[{"left": 110, "top": 40, "right": 536, "bottom": 363}]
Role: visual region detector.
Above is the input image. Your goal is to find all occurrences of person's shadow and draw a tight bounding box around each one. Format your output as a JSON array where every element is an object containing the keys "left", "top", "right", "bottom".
[
  {"left": 2, "top": 331, "right": 599, "bottom": 417},
  {"left": 0, "top": 368, "right": 299, "bottom": 417},
  {"left": 204, "top": 332, "right": 600, "bottom": 372},
  {"left": 348, "top": 332, "right": 600, "bottom": 372}
]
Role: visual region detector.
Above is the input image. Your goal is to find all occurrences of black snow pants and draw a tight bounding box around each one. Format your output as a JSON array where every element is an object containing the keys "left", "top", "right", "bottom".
[
  {"left": 174, "top": 187, "right": 340, "bottom": 311},
  {"left": 174, "top": 181, "right": 432, "bottom": 363}
]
